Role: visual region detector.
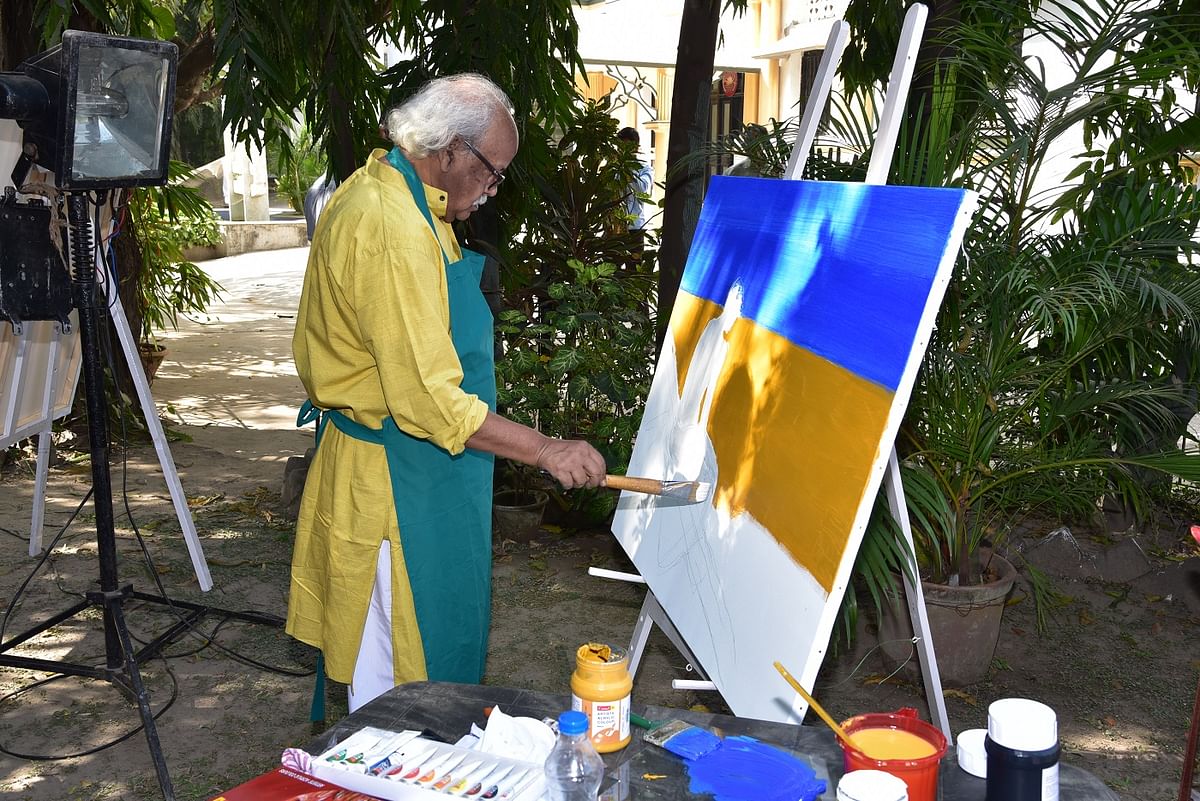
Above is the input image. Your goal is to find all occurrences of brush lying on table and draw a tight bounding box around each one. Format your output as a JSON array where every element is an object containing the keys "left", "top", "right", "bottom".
[{"left": 603, "top": 475, "right": 711, "bottom": 503}]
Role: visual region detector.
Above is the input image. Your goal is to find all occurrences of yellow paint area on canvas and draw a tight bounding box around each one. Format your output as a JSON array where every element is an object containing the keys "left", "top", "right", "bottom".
[
  {"left": 706, "top": 318, "right": 893, "bottom": 593},
  {"left": 671, "top": 292, "right": 723, "bottom": 397}
]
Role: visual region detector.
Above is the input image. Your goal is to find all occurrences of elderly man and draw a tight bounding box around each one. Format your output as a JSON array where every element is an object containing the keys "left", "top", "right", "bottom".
[{"left": 289, "top": 73, "right": 606, "bottom": 711}]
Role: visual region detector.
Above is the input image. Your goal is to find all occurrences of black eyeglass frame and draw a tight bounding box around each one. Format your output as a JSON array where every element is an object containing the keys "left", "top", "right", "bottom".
[{"left": 460, "top": 138, "right": 506, "bottom": 188}]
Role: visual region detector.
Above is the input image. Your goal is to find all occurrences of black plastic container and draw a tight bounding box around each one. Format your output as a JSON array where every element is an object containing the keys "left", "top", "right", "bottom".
[{"left": 984, "top": 734, "right": 1060, "bottom": 800}]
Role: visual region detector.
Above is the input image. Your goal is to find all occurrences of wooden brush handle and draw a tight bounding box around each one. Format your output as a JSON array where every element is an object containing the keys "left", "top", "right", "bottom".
[{"left": 604, "top": 475, "right": 663, "bottom": 495}]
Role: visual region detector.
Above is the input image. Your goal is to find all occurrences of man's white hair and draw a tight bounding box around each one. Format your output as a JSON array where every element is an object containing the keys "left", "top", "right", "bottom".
[{"left": 386, "top": 73, "right": 517, "bottom": 158}]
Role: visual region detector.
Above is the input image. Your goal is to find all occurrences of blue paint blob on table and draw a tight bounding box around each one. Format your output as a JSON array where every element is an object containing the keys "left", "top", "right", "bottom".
[{"left": 686, "top": 735, "right": 827, "bottom": 801}]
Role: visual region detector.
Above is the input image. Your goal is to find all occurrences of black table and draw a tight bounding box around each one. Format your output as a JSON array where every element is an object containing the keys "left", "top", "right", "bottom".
[{"left": 306, "top": 681, "right": 1117, "bottom": 800}]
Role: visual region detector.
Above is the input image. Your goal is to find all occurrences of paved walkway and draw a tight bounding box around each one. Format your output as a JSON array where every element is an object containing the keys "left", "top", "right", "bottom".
[{"left": 149, "top": 245, "right": 314, "bottom": 492}]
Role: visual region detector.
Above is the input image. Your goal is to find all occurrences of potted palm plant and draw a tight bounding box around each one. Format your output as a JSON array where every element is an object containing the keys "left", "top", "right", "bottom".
[
  {"left": 826, "top": 0, "right": 1200, "bottom": 684},
  {"left": 126, "top": 163, "right": 223, "bottom": 381}
]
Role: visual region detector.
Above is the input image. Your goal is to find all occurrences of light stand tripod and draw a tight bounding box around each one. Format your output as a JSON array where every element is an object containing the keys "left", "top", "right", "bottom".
[
  {"left": 0, "top": 31, "right": 289, "bottom": 800},
  {"left": 0, "top": 193, "right": 284, "bottom": 801}
]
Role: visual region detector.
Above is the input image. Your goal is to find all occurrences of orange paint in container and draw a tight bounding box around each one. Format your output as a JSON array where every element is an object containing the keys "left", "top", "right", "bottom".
[
  {"left": 570, "top": 642, "right": 633, "bottom": 753},
  {"left": 839, "top": 709, "right": 947, "bottom": 801}
]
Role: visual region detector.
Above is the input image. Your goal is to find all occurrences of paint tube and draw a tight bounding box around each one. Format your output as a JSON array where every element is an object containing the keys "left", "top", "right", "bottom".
[
  {"left": 389, "top": 744, "right": 439, "bottom": 780},
  {"left": 404, "top": 749, "right": 457, "bottom": 783},
  {"left": 383, "top": 744, "right": 438, "bottom": 779},
  {"left": 435, "top": 759, "right": 481, "bottom": 791},
  {"left": 500, "top": 768, "right": 541, "bottom": 800},
  {"left": 363, "top": 731, "right": 422, "bottom": 776},
  {"left": 446, "top": 761, "right": 497, "bottom": 794},
  {"left": 419, "top": 752, "right": 468, "bottom": 784},
  {"left": 484, "top": 767, "right": 531, "bottom": 799},
  {"left": 463, "top": 765, "right": 512, "bottom": 797},
  {"left": 319, "top": 729, "right": 384, "bottom": 764},
  {"left": 371, "top": 738, "right": 432, "bottom": 777}
]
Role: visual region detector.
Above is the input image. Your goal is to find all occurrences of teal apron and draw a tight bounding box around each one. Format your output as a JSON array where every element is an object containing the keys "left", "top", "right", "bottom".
[{"left": 300, "top": 147, "right": 496, "bottom": 696}]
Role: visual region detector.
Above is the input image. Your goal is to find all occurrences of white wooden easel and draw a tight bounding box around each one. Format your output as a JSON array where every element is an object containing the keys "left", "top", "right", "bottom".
[
  {"left": 0, "top": 153, "right": 212, "bottom": 589},
  {"left": 597, "top": 7, "right": 952, "bottom": 740},
  {"left": 93, "top": 219, "right": 213, "bottom": 591}
]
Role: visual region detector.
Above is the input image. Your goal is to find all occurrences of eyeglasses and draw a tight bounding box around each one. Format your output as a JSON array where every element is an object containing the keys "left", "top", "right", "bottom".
[{"left": 461, "top": 139, "right": 506, "bottom": 188}]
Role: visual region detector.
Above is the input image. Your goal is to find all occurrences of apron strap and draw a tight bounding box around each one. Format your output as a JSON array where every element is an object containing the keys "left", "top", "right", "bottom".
[
  {"left": 297, "top": 399, "right": 331, "bottom": 446},
  {"left": 386, "top": 147, "right": 451, "bottom": 268},
  {"left": 298, "top": 397, "right": 329, "bottom": 722}
]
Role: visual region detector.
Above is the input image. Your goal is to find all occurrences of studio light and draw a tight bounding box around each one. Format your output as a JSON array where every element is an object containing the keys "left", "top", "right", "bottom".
[
  {"left": 0, "top": 31, "right": 186, "bottom": 801},
  {"left": 0, "top": 30, "right": 177, "bottom": 189}
]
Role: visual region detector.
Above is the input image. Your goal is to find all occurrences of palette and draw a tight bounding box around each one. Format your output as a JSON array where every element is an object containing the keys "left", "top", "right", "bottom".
[{"left": 310, "top": 727, "right": 546, "bottom": 801}]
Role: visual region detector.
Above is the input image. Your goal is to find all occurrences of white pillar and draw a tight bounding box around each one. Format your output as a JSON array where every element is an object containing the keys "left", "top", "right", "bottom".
[{"left": 221, "top": 126, "right": 271, "bottom": 221}]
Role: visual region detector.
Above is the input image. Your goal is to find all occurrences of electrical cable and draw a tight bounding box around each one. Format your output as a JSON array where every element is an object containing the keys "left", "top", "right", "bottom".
[
  {"left": 0, "top": 657, "right": 180, "bottom": 761},
  {"left": 0, "top": 526, "right": 29, "bottom": 542},
  {"left": 0, "top": 486, "right": 92, "bottom": 647}
]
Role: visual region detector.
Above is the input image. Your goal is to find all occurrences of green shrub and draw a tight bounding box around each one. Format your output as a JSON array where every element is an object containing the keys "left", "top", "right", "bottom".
[{"left": 496, "top": 259, "right": 655, "bottom": 523}]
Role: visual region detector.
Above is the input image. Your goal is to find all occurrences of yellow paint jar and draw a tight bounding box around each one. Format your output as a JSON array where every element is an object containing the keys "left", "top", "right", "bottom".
[{"left": 570, "top": 642, "right": 633, "bottom": 753}]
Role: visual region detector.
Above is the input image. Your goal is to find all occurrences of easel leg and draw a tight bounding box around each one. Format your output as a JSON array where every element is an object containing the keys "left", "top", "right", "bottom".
[
  {"left": 627, "top": 590, "right": 710, "bottom": 685},
  {"left": 97, "top": 234, "right": 212, "bottom": 591},
  {"left": 884, "top": 448, "right": 951, "bottom": 740},
  {"left": 29, "top": 427, "right": 50, "bottom": 555},
  {"left": 628, "top": 595, "right": 654, "bottom": 679}
]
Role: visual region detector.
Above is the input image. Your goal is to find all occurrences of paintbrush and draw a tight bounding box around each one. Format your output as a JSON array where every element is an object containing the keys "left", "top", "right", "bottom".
[
  {"left": 605, "top": 474, "right": 711, "bottom": 503},
  {"left": 773, "top": 661, "right": 856, "bottom": 748}
]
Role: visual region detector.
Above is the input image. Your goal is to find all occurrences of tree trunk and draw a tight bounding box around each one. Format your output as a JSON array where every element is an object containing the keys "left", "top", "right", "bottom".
[
  {"left": 905, "top": 0, "right": 961, "bottom": 183},
  {"left": 174, "top": 24, "right": 218, "bottom": 114},
  {"left": 0, "top": 0, "right": 39, "bottom": 70},
  {"left": 656, "top": 0, "right": 721, "bottom": 352},
  {"left": 325, "top": 49, "right": 359, "bottom": 182}
]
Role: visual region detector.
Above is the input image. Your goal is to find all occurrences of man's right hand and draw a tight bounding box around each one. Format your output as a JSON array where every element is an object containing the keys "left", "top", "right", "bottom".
[{"left": 537, "top": 438, "right": 607, "bottom": 490}]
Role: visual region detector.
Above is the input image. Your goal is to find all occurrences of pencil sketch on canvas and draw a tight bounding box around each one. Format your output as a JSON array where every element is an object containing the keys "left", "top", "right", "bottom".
[{"left": 611, "top": 175, "right": 977, "bottom": 723}]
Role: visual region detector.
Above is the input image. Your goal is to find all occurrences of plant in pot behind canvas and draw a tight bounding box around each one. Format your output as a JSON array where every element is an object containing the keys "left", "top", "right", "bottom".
[
  {"left": 496, "top": 96, "right": 657, "bottom": 526},
  {"left": 824, "top": 0, "right": 1200, "bottom": 683},
  {"left": 127, "top": 164, "right": 223, "bottom": 379}
]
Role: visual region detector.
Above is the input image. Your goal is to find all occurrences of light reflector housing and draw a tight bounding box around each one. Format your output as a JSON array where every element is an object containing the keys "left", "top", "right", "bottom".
[{"left": 18, "top": 30, "right": 177, "bottom": 189}]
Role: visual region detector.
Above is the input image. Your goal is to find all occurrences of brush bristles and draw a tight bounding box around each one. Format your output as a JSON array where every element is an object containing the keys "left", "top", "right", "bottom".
[{"left": 691, "top": 483, "right": 712, "bottom": 503}]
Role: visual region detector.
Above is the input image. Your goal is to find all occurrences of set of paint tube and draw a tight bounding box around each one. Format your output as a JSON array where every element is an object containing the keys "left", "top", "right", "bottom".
[{"left": 312, "top": 726, "right": 545, "bottom": 801}]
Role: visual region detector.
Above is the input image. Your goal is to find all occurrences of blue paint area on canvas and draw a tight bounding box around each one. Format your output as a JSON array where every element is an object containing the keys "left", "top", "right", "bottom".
[
  {"left": 679, "top": 176, "right": 970, "bottom": 391},
  {"left": 686, "top": 736, "right": 827, "bottom": 801}
]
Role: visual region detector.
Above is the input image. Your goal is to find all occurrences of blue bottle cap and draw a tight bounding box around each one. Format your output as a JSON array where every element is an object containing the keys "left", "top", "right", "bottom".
[{"left": 558, "top": 710, "right": 589, "bottom": 735}]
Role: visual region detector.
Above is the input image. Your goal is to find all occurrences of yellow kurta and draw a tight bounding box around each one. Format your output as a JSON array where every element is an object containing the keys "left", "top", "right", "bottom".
[{"left": 287, "top": 150, "right": 489, "bottom": 684}]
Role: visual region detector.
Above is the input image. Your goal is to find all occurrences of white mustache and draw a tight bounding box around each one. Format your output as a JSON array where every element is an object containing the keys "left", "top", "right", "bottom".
[{"left": 472, "top": 193, "right": 488, "bottom": 209}]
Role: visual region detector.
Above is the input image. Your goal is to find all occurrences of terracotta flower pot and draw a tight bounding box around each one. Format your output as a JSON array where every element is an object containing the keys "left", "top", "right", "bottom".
[
  {"left": 492, "top": 489, "right": 549, "bottom": 541},
  {"left": 877, "top": 551, "right": 1018, "bottom": 687},
  {"left": 137, "top": 342, "right": 168, "bottom": 382}
]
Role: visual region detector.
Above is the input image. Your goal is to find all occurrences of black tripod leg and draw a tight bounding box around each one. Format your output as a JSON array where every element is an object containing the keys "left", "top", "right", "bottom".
[
  {"left": 108, "top": 592, "right": 176, "bottom": 800},
  {"left": 67, "top": 193, "right": 175, "bottom": 799}
]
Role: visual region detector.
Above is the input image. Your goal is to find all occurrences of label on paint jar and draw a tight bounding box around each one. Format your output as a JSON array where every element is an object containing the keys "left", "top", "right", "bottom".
[
  {"left": 1041, "top": 763, "right": 1060, "bottom": 801},
  {"left": 572, "top": 693, "right": 630, "bottom": 751}
]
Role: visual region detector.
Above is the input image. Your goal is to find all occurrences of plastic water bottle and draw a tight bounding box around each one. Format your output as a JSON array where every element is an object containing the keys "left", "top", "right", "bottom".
[{"left": 544, "top": 710, "right": 605, "bottom": 801}]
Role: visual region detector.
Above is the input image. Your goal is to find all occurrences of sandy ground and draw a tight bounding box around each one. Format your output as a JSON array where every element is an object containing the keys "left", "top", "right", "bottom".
[{"left": 0, "top": 245, "right": 1197, "bottom": 800}]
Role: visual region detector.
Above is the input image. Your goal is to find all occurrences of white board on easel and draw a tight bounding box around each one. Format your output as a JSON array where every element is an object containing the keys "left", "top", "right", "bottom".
[
  {"left": 0, "top": 316, "right": 83, "bottom": 556},
  {"left": 610, "top": 5, "right": 976, "bottom": 726}
]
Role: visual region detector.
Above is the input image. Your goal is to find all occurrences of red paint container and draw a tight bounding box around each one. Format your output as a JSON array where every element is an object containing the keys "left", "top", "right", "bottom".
[{"left": 839, "top": 708, "right": 947, "bottom": 801}]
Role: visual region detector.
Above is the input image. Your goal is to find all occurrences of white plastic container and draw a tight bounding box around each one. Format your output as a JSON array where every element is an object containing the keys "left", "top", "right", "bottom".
[
  {"left": 956, "top": 728, "right": 988, "bottom": 778},
  {"left": 837, "top": 769, "right": 909, "bottom": 801}
]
